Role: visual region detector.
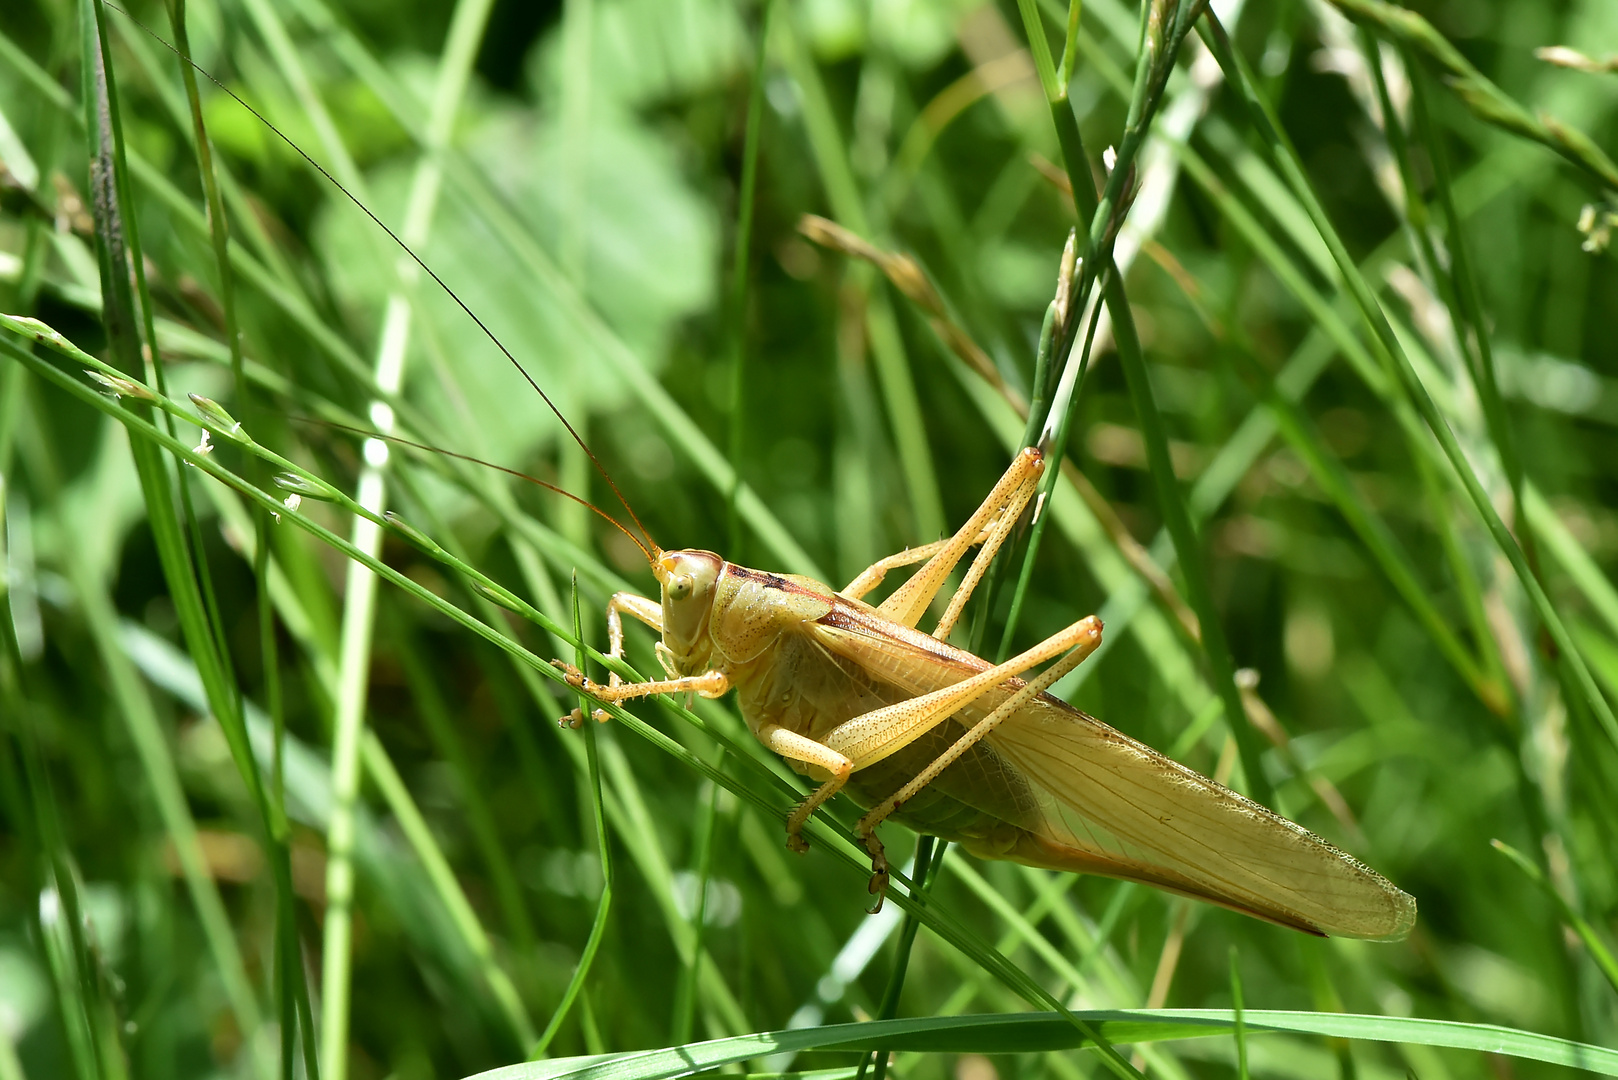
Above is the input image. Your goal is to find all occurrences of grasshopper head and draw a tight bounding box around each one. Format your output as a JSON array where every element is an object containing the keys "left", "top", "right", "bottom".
[{"left": 654, "top": 549, "right": 723, "bottom": 670}]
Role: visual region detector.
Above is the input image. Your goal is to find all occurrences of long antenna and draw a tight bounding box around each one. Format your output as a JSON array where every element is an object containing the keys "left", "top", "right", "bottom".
[
  {"left": 295, "top": 417, "right": 658, "bottom": 564},
  {"left": 109, "top": 3, "right": 659, "bottom": 553}
]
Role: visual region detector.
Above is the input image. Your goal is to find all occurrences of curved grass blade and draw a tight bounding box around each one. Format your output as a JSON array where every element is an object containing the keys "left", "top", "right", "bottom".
[{"left": 460, "top": 1010, "right": 1618, "bottom": 1080}]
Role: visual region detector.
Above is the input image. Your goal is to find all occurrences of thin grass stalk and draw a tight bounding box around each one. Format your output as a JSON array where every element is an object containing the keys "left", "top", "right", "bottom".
[
  {"left": 25, "top": 438, "right": 265, "bottom": 1078},
  {"left": 1106, "top": 267, "right": 1273, "bottom": 804},
  {"left": 95, "top": 9, "right": 246, "bottom": 765},
  {"left": 17, "top": 636, "right": 130, "bottom": 1080},
  {"left": 671, "top": 771, "right": 722, "bottom": 1046},
  {"left": 724, "top": 0, "right": 775, "bottom": 557},
  {"left": 318, "top": 2, "right": 493, "bottom": 1070},
  {"left": 257, "top": 541, "right": 307, "bottom": 1080},
  {"left": 354, "top": 726, "right": 540, "bottom": 1047},
  {"left": 534, "top": 575, "right": 618, "bottom": 1057},
  {"left": 1015, "top": 0, "right": 1270, "bottom": 805},
  {"left": 1403, "top": 50, "right": 1539, "bottom": 581},
  {"left": 160, "top": 3, "right": 312, "bottom": 1073},
  {"left": 395, "top": 630, "right": 538, "bottom": 955},
  {"left": 997, "top": 275, "right": 1107, "bottom": 663},
  {"left": 864, "top": 838, "right": 944, "bottom": 1080},
  {"left": 1229, "top": 948, "right": 1248, "bottom": 1079},
  {"left": 1197, "top": 11, "right": 1618, "bottom": 755},
  {"left": 778, "top": 10, "right": 945, "bottom": 542},
  {"left": 83, "top": 10, "right": 239, "bottom": 731},
  {"left": 35, "top": 865, "right": 109, "bottom": 1080},
  {"left": 15, "top": 672, "right": 102, "bottom": 1080},
  {"left": 78, "top": 6, "right": 288, "bottom": 1072},
  {"left": 595, "top": 735, "right": 752, "bottom": 1038},
  {"left": 1324, "top": 0, "right": 1618, "bottom": 190},
  {"left": 104, "top": 6, "right": 304, "bottom": 291},
  {"left": 965, "top": 293, "right": 1060, "bottom": 658},
  {"left": 1492, "top": 840, "right": 1618, "bottom": 995},
  {"left": 1358, "top": 35, "right": 1510, "bottom": 702}
]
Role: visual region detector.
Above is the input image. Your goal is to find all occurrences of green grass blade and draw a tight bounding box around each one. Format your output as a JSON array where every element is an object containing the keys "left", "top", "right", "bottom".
[
  {"left": 535, "top": 573, "right": 618, "bottom": 1058},
  {"left": 1491, "top": 839, "right": 1618, "bottom": 995},
  {"left": 1228, "top": 949, "right": 1247, "bottom": 1080},
  {"left": 1325, "top": 0, "right": 1618, "bottom": 189},
  {"left": 777, "top": 10, "right": 944, "bottom": 544},
  {"left": 1198, "top": 11, "right": 1618, "bottom": 755},
  {"left": 317, "top": 0, "right": 493, "bottom": 1071},
  {"left": 724, "top": 0, "right": 775, "bottom": 557},
  {"left": 460, "top": 1010, "right": 1618, "bottom": 1080},
  {"left": 1106, "top": 273, "right": 1271, "bottom": 805}
]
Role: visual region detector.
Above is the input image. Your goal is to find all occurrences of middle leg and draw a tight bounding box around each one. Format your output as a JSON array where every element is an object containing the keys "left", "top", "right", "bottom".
[{"left": 876, "top": 447, "right": 1045, "bottom": 632}]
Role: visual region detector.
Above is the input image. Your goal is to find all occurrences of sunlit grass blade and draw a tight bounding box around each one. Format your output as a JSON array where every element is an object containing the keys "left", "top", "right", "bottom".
[
  {"left": 316, "top": 0, "right": 493, "bottom": 1072},
  {"left": 461, "top": 1010, "right": 1618, "bottom": 1080}
]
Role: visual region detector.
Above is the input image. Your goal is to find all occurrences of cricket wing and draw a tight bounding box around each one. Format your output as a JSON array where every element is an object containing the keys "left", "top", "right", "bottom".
[
  {"left": 985, "top": 702, "right": 1416, "bottom": 941},
  {"left": 807, "top": 606, "right": 1415, "bottom": 941}
]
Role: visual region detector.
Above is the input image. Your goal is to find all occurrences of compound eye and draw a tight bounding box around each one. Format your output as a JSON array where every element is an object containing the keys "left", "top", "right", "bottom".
[{"left": 667, "top": 575, "right": 693, "bottom": 602}]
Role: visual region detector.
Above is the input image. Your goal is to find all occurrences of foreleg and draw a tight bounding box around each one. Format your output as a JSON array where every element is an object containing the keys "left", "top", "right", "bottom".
[
  {"left": 559, "top": 592, "right": 701, "bottom": 726},
  {"left": 554, "top": 661, "right": 730, "bottom": 727}
]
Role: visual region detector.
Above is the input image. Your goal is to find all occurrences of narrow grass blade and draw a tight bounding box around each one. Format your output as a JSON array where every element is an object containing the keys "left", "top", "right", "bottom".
[
  {"left": 724, "top": 0, "right": 775, "bottom": 557},
  {"left": 1197, "top": 11, "right": 1618, "bottom": 755},
  {"left": 777, "top": 10, "right": 945, "bottom": 543},
  {"left": 460, "top": 1010, "right": 1618, "bottom": 1080},
  {"left": 318, "top": 0, "right": 494, "bottom": 1071},
  {"left": 1325, "top": 0, "right": 1618, "bottom": 189},
  {"left": 1229, "top": 949, "right": 1247, "bottom": 1080},
  {"left": 1491, "top": 839, "right": 1618, "bottom": 994}
]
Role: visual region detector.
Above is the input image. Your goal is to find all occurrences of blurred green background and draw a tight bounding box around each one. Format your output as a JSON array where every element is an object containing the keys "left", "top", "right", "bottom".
[{"left": 1, "top": 0, "right": 1616, "bottom": 1077}]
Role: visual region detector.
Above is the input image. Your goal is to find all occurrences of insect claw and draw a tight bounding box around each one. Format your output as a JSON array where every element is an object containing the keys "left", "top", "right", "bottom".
[
  {"left": 863, "top": 837, "right": 891, "bottom": 913},
  {"left": 865, "top": 866, "right": 889, "bottom": 914},
  {"left": 592, "top": 708, "right": 612, "bottom": 723},
  {"left": 560, "top": 708, "right": 586, "bottom": 729}
]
